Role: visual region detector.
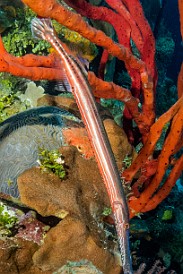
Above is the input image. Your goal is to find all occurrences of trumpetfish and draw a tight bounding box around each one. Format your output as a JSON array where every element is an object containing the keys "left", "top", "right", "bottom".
[{"left": 31, "top": 18, "right": 133, "bottom": 273}]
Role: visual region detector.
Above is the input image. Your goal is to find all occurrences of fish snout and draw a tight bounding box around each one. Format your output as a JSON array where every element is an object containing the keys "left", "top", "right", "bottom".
[{"left": 31, "top": 17, "right": 54, "bottom": 41}]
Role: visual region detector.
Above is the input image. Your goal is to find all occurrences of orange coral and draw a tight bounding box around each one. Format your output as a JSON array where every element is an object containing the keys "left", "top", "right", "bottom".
[
  {"left": 0, "top": 0, "right": 182, "bottom": 218},
  {"left": 123, "top": 0, "right": 183, "bottom": 217},
  {"left": 21, "top": 0, "right": 155, "bottom": 140},
  {"left": 127, "top": 102, "right": 183, "bottom": 217},
  {"left": 178, "top": 63, "right": 183, "bottom": 98},
  {"left": 0, "top": 37, "right": 63, "bottom": 81},
  {"left": 62, "top": 127, "right": 95, "bottom": 159},
  {"left": 178, "top": 0, "right": 183, "bottom": 38}
]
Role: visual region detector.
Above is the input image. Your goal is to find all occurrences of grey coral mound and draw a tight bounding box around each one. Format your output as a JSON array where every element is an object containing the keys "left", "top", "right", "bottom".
[{"left": 0, "top": 106, "right": 79, "bottom": 197}]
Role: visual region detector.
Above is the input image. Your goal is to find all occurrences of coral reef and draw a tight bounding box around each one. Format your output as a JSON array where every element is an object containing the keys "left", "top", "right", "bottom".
[
  {"left": 0, "top": 0, "right": 181, "bottom": 218},
  {"left": 0, "top": 202, "right": 18, "bottom": 237},
  {"left": 37, "top": 148, "right": 67, "bottom": 180},
  {"left": 1, "top": 7, "right": 49, "bottom": 56},
  {"left": 0, "top": 105, "right": 80, "bottom": 197},
  {"left": 53, "top": 260, "right": 103, "bottom": 274},
  {"left": 16, "top": 211, "right": 50, "bottom": 245},
  {"left": 19, "top": 82, "right": 45, "bottom": 108},
  {"left": 0, "top": 0, "right": 182, "bottom": 273},
  {"left": 0, "top": 74, "right": 27, "bottom": 122},
  {"left": 17, "top": 145, "right": 122, "bottom": 273},
  {"left": 0, "top": 6, "right": 16, "bottom": 34},
  {"left": 52, "top": 19, "right": 98, "bottom": 62}
]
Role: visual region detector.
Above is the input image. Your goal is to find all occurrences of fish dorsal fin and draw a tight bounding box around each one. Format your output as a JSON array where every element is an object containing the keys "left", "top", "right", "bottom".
[
  {"left": 77, "top": 55, "right": 90, "bottom": 70},
  {"left": 61, "top": 41, "right": 90, "bottom": 71},
  {"left": 52, "top": 60, "right": 72, "bottom": 93}
]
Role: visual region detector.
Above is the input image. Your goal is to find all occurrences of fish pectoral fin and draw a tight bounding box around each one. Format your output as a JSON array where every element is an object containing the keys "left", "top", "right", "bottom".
[
  {"left": 54, "top": 79, "right": 72, "bottom": 93},
  {"left": 54, "top": 64, "right": 71, "bottom": 92}
]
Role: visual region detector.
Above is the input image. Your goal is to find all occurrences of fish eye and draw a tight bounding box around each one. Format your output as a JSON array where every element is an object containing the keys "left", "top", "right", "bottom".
[{"left": 77, "top": 145, "right": 82, "bottom": 152}]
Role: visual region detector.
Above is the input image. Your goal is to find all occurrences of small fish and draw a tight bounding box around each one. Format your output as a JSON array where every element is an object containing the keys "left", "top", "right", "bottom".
[{"left": 31, "top": 18, "right": 132, "bottom": 273}]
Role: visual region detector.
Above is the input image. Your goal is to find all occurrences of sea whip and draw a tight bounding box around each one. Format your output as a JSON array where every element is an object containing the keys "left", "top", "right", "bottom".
[{"left": 31, "top": 18, "right": 133, "bottom": 273}]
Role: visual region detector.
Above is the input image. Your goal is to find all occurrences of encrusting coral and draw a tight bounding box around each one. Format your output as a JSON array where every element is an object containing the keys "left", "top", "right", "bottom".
[
  {"left": 17, "top": 145, "right": 123, "bottom": 273},
  {"left": 19, "top": 81, "right": 45, "bottom": 107}
]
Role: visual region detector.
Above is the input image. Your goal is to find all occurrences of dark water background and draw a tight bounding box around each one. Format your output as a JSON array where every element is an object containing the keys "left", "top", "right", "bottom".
[
  {"left": 141, "top": 0, "right": 182, "bottom": 83},
  {"left": 161, "top": 0, "right": 182, "bottom": 82}
]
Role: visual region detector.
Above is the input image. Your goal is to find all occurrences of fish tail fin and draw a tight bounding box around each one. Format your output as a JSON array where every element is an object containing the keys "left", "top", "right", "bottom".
[{"left": 31, "top": 18, "right": 54, "bottom": 41}]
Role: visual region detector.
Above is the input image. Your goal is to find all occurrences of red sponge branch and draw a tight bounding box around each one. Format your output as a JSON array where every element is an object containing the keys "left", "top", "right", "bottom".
[{"left": 122, "top": 96, "right": 183, "bottom": 183}]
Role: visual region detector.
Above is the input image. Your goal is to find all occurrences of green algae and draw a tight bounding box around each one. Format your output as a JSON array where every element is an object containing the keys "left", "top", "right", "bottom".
[
  {"left": 38, "top": 148, "right": 67, "bottom": 180},
  {"left": 0, "top": 202, "right": 18, "bottom": 237}
]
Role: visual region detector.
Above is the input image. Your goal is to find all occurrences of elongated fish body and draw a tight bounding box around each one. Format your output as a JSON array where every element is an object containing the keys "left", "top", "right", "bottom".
[{"left": 31, "top": 18, "right": 132, "bottom": 273}]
